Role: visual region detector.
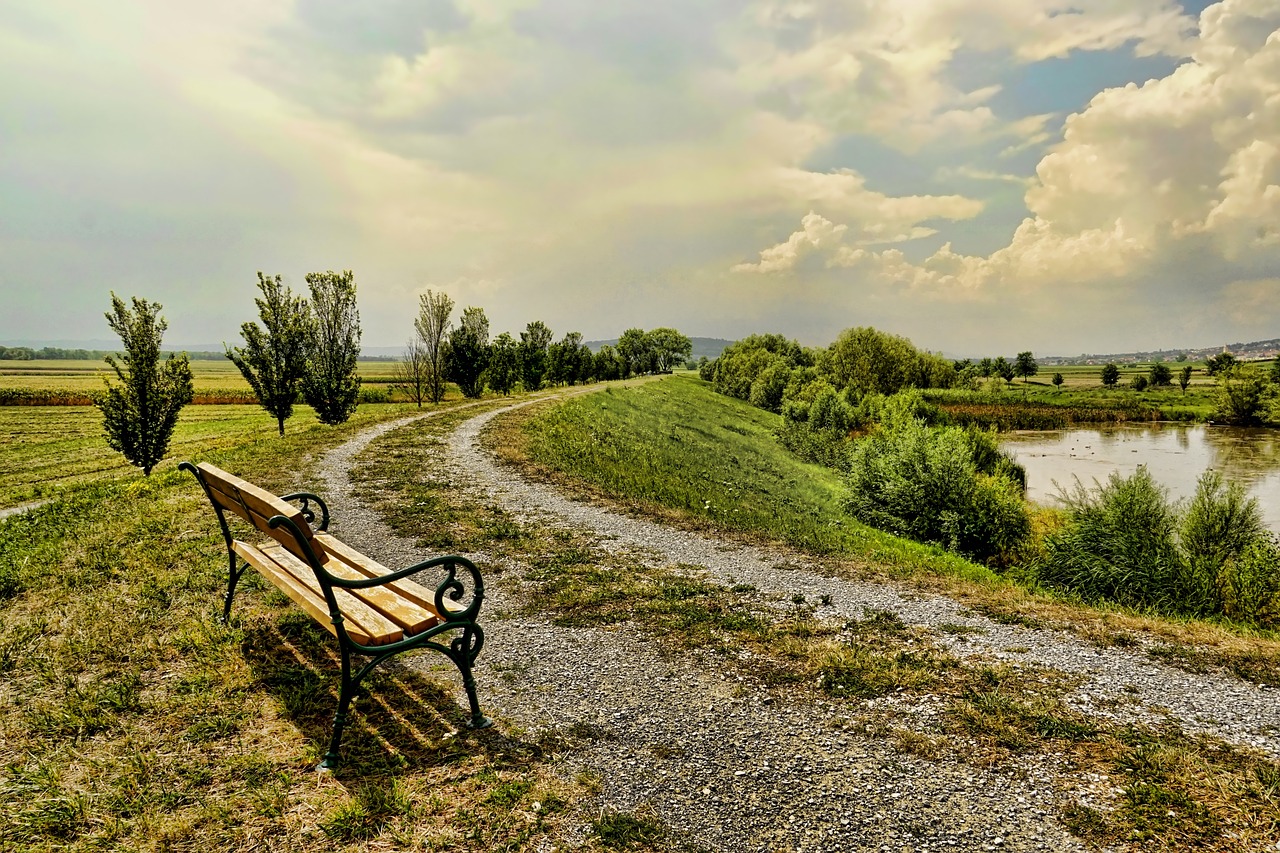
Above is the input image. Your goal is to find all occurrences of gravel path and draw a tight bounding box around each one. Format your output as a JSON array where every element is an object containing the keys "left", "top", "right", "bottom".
[{"left": 316, "top": 394, "right": 1280, "bottom": 852}]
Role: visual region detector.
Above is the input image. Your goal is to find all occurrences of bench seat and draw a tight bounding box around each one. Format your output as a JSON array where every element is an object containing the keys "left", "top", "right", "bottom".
[{"left": 182, "top": 460, "right": 492, "bottom": 768}]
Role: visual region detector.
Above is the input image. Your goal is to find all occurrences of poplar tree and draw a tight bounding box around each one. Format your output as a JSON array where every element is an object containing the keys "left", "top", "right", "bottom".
[
  {"left": 301, "top": 270, "right": 362, "bottom": 424},
  {"left": 97, "top": 293, "right": 194, "bottom": 476},
  {"left": 415, "top": 290, "right": 454, "bottom": 403},
  {"left": 227, "top": 273, "right": 312, "bottom": 436}
]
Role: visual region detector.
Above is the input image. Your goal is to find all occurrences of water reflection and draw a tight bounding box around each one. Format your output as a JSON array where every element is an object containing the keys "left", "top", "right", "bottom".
[{"left": 1001, "top": 425, "right": 1280, "bottom": 532}]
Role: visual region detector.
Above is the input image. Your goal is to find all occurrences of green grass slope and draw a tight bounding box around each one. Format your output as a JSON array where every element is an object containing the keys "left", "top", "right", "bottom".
[{"left": 517, "top": 376, "right": 996, "bottom": 583}]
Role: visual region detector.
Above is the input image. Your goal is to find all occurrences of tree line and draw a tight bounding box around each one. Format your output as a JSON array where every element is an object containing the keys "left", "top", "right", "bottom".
[
  {"left": 94, "top": 274, "right": 693, "bottom": 476},
  {"left": 395, "top": 291, "right": 692, "bottom": 405}
]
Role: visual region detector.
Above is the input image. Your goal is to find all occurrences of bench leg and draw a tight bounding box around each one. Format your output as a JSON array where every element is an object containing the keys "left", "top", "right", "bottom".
[
  {"left": 222, "top": 556, "right": 248, "bottom": 624},
  {"left": 320, "top": 647, "right": 355, "bottom": 771},
  {"left": 450, "top": 627, "right": 494, "bottom": 731}
]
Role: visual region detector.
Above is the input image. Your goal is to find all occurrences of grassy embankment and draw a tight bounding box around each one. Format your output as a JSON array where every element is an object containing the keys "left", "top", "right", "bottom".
[
  {"left": 356, "top": 376, "right": 1280, "bottom": 851},
  {"left": 0, "top": 394, "right": 606, "bottom": 852}
]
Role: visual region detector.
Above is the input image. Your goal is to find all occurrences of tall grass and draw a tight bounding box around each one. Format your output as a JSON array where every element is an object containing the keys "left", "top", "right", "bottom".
[{"left": 1036, "top": 468, "right": 1280, "bottom": 626}]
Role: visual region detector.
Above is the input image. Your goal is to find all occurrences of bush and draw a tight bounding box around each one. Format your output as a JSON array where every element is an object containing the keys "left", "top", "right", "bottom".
[
  {"left": 1036, "top": 468, "right": 1183, "bottom": 611},
  {"left": 843, "top": 406, "right": 1029, "bottom": 565},
  {"left": 357, "top": 387, "right": 390, "bottom": 404},
  {"left": 1036, "top": 468, "right": 1280, "bottom": 625}
]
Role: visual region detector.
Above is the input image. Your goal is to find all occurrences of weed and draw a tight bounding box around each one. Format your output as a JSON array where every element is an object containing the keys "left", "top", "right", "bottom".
[{"left": 591, "top": 807, "right": 666, "bottom": 850}]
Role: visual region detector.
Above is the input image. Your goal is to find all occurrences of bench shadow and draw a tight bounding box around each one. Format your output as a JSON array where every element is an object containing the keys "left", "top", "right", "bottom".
[{"left": 239, "top": 616, "right": 534, "bottom": 780}]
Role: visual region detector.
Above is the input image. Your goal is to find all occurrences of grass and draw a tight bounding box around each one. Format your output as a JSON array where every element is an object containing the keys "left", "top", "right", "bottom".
[
  {"left": 0, "top": 391, "right": 608, "bottom": 853},
  {"left": 336, "top": 378, "right": 1280, "bottom": 851},
  {"left": 498, "top": 376, "right": 1280, "bottom": 682},
  {"left": 498, "top": 378, "right": 996, "bottom": 584}
]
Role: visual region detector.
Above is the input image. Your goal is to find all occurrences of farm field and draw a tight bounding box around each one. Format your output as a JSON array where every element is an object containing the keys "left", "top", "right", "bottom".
[
  {"left": 0, "top": 358, "right": 404, "bottom": 394},
  {"left": 0, "top": 401, "right": 427, "bottom": 509}
]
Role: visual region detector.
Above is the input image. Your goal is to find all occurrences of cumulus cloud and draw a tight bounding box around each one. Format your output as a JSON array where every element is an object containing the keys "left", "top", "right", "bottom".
[
  {"left": 733, "top": 0, "right": 1196, "bottom": 150},
  {"left": 737, "top": 0, "right": 1280, "bottom": 308}
]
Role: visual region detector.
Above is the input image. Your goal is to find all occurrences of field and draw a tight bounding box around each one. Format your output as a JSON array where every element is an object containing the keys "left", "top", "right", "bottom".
[
  {"left": 0, "top": 405, "right": 348, "bottom": 508},
  {"left": 938, "top": 361, "right": 1225, "bottom": 423},
  {"left": 3, "top": 375, "right": 1280, "bottom": 850},
  {"left": 0, "top": 392, "right": 601, "bottom": 852},
  {"left": 0, "top": 359, "right": 404, "bottom": 404}
]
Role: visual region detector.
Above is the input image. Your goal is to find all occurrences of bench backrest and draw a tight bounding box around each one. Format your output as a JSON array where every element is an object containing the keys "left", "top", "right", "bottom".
[{"left": 193, "top": 462, "right": 318, "bottom": 566}]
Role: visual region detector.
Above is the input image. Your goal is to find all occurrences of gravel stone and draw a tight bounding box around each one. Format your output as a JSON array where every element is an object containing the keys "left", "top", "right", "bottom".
[{"left": 313, "top": 398, "right": 1280, "bottom": 851}]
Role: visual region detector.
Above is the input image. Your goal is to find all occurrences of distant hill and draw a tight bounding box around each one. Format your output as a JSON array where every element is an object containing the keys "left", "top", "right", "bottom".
[
  {"left": 584, "top": 337, "right": 734, "bottom": 361},
  {"left": 1042, "top": 338, "right": 1280, "bottom": 366}
]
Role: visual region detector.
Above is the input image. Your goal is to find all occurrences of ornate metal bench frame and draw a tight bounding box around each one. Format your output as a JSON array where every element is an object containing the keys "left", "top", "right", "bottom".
[{"left": 181, "top": 461, "right": 493, "bottom": 769}]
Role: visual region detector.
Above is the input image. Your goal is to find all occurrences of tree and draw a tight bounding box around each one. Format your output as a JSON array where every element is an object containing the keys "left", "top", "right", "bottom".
[
  {"left": 1269, "top": 360, "right": 1280, "bottom": 385},
  {"left": 547, "top": 331, "right": 589, "bottom": 386},
  {"left": 977, "top": 357, "right": 994, "bottom": 378},
  {"left": 1131, "top": 374, "right": 1149, "bottom": 392},
  {"left": 227, "top": 273, "right": 312, "bottom": 436},
  {"left": 1014, "top": 351, "right": 1038, "bottom": 383},
  {"left": 519, "top": 321, "right": 553, "bottom": 391},
  {"left": 1148, "top": 362, "right": 1172, "bottom": 388},
  {"left": 301, "top": 270, "right": 361, "bottom": 424},
  {"left": 647, "top": 328, "right": 692, "bottom": 373},
  {"left": 1100, "top": 363, "right": 1120, "bottom": 387},
  {"left": 1206, "top": 352, "right": 1237, "bottom": 376},
  {"left": 1052, "top": 372, "right": 1064, "bottom": 390},
  {"left": 994, "top": 356, "right": 1015, "bottom": 385},
  {"left": 415, "top": 290, "right": 454, "bottom": 403},
  {"left": 593, "top": 344, "right": 624, "bottom": 381},
  {"left": 1216, "top": 366, "right": 1273, "bottom": 425},
  {"left": 393, "top": 337, "right": 429, "bottom": 406},
  {"left": 1179, "top": 365, "right": 1193, "bottom": 394},
  {"left": 616, "top": 328, "right": 653, "bottom": 377},
  {"left": 446, "top": 306, "right": 490, "bottom": 398},
  {"left": 97, "top": 293, "right": 193, "bottom": 476},
  {"left": 487, "top": 333, "right": 518, "bottom": 395},
  {"left": 822, "top": 327, "right": 922, "bottom": 396}
]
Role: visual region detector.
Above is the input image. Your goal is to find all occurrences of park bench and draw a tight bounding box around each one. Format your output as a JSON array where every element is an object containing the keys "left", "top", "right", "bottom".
[{"left": 181, "top": 461, "right": 493, "bottom": 769}]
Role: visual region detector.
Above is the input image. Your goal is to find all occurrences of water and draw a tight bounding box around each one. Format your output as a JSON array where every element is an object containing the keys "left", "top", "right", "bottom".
[{"left": 1001, "top": 424, "right": 1280, "bottom": 532}]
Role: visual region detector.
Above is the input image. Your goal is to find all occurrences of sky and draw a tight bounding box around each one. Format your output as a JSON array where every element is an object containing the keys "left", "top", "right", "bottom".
[{"left": 1, "top": 0, "right": 1278, "bottom": 356}]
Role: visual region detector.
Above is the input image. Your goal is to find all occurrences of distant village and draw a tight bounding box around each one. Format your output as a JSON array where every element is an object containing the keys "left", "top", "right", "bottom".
[{"left": 1040, "top": 338, "right": 1280, "bottom": 367}]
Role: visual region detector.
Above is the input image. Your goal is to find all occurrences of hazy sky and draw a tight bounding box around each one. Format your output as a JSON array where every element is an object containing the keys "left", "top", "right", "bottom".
[{"left": 2, "top": 0, "right": 1277, "bottom": 355}]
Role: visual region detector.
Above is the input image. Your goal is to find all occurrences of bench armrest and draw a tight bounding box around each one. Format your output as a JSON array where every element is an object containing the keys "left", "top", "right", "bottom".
[
  {"left": 326, "top": 554, "right": 485, "bottom": 623},
  {"left": 279, "top": 492, "right": 330, "bottom": 532}
]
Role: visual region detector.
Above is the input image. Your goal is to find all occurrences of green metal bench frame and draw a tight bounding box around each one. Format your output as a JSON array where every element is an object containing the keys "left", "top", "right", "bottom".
[{"left": 181, "top": 461, "right": 493, "bottom": 769}]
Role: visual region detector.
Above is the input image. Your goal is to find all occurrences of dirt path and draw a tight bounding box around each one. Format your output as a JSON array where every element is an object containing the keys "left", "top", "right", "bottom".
[{"left": 316, "top": 390, "right": 1279, "bottom": 852}]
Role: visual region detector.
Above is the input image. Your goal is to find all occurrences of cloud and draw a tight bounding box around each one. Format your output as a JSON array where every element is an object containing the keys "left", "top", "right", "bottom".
[
  {"left": 732, "top": 0, "right": 1197, "bottom": 150},
  {"left": 736, "top": 0, "right": 1280, "bottom": 309}
]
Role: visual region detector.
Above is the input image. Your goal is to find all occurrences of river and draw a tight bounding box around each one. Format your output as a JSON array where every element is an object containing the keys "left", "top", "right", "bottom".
[{"left": 1000, "top": 424, "right": 1280, "bottom": 532}]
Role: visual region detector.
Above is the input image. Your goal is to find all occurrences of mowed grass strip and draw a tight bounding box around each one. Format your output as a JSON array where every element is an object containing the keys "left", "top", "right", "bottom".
[{"left": 0, "top": 396, "right": 601, "bottom": 853}]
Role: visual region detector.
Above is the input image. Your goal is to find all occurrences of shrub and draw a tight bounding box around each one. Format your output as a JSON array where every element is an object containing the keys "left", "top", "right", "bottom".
[
  {"left": 1036, "top": 468, "right": 1280, "bottom": 625},
  {"left": 1215, "top": 366, "right": 1273, "bottom": 425},
  {"left": 748, "top": 362, "right": 791, "bottom": 413},
  {"left": 1036, "top": 468, "right": 1183, "bottom": 612},
  {"left": 843, "top": 406, "right": 1029, "bottom": 565}
]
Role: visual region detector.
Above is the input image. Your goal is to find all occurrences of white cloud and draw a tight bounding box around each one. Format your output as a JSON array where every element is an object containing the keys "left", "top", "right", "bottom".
[
  {"left": 732, "top": 0, "right": 1196, "bottom": 150},
  {"left": 737, "top": 0, "right": 1280, "bottom": 308}
]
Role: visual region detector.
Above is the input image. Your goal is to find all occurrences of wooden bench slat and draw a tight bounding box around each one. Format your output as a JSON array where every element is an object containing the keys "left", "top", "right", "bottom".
[
  {"left": 316, "top": 555, "right": 441, "bottom": 635},
  {"left": 313, "top": 533, "right": 455, "bottom": 617},
  {"left": 198, "top": 463, "right": 317, "bottom": 560},
  {"left": 258, "top": 542, "right": 405, "bottom": 646},
  {"left": 231, "top": 540, "right": 375, "bottom": 646}
]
